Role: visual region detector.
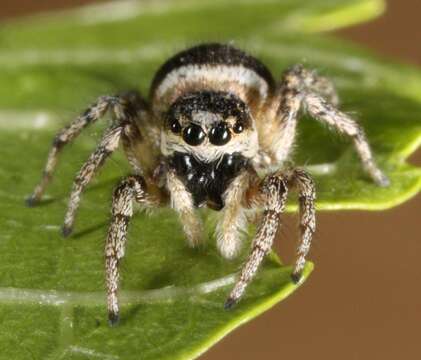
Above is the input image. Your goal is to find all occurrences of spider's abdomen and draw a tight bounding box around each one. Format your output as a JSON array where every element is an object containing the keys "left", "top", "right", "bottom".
[
  {"left": 150, "top": 43, "right": 276, "bottom": 116},
  {"left": 169, "top": 151, "right": 249, "bottom": 210}
]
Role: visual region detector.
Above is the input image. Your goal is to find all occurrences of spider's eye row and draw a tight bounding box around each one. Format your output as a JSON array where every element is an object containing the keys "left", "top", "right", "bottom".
[
  {"left": 183, "top": 124, "right": 206, "bottom": 146},
  {"left": 209, "top": 122, "right": 231, "bottom": 146},
  {"left": 169, "top": 118, "right": 182, "bottom": 133},
  {"left": 233, "top": 122, "right": 245, "bottom": 134}
]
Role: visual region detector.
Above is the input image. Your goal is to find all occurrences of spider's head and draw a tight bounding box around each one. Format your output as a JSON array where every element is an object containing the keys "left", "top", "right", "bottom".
[{"left": 161, "top": 91, "right": 258, "bottom": 161}]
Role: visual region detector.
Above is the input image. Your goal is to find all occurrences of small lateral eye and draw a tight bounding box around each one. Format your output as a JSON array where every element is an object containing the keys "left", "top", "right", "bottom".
[
  {"left": 233, "top": 122, "right": 244, "bottom": 134},
  {"left": 169, "top": 118, "right": 182, "bottom": 133}
]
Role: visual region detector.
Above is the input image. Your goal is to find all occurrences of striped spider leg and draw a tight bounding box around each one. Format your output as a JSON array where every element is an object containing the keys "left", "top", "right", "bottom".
[
  {"left": 27, "top": 91, "right": 149, "bottom": 236},
  {"left": 224, "top": 168, "right": 316, "bottom": 309},
  {"left": 260, "top": 64, "right": 389, "bottom": 187}
]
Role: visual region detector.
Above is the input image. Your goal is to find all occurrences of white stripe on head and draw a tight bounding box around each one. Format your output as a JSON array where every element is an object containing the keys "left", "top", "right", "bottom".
[
  {"left": 156, "top": 64, "right": 269, "bottom": 100},
  {"left": 191, "top": 111, "right": 222, "bottom": 127}
]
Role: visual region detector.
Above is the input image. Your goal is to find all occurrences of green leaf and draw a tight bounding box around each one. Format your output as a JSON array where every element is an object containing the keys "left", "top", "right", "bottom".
[
  {"left": 1, "top": 0, "right": 384, "bottom": 52},
  {"left": 1, "top": 0, "right": 420, "bottom": 359},
  {"left": 0, "top": 190, "right": 313, "bottom": 359}
]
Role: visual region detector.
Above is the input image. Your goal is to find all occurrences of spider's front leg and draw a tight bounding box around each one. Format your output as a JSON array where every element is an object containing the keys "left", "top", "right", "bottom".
[
  {"left": 225, "top": 168, "right": 316, "bottom": 309},
  {"left": 105, "top": 175, "right": 159, "bottom": 325}
]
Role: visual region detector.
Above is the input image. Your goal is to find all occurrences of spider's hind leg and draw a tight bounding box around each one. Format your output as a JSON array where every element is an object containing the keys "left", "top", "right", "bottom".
[
  {"left": 303, "top": 91, "right": 389, "bottom": 186},
  {"left": 290, "top": 65, "right": 389, "bottom": 186},
  {"left": 27, "top": 91, "right": 151, "bottom": 236},
  {"left": 265, "top": 65, "right": 388, "bottom": 186},
  {"left": 290, "top": 64, "right": 339, "bottom": 106},
  {"left": 62, "top": 124, "right": 123, "bottom": 236},
  {"left": 27, "top": 96, "right": 110, "bottom": 206},
  {"left": 26, "top": 91, "right": 146, "bottom": 207}
]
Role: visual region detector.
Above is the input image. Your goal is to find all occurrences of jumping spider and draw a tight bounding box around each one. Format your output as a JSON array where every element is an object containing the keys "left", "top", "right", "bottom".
[{"left": 27, "top": 43, "right": 389, "bottom": 325}]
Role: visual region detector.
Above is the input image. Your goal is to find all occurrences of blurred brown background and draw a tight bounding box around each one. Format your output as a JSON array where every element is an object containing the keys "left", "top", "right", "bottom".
[{"left": 1, "top": 1, "right": 420, "bottom": 359}]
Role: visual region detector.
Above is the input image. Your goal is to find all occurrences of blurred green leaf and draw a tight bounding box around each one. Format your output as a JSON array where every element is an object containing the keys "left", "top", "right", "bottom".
[
  {"left": 0, "top": 0, "right": 384, "bottom": 51},
  {"left": 0, "top": 0, "right": 420, "bottom": 359}
]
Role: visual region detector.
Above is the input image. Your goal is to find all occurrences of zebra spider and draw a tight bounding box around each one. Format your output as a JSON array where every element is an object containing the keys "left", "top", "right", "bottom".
[{"left": 27, "top": 43, "right": 389, "bottom": 325}]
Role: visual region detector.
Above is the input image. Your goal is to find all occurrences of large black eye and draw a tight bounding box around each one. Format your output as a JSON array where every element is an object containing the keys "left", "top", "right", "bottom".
[
  {"left": 169, "top": 118, "right": 181, "bottom": 133},
  {"left": 183, "top": 124, "right": 206, "bottom": 146},
  {"left": 209, "top": 122, "right": 231, "bottom": 146}
]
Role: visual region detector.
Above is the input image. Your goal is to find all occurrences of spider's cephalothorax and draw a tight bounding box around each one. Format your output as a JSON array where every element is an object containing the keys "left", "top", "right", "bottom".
[
  {"left": 27, "top": 43, "right": 389, "bottom": 325},
  {"left": 164, "top": 90, "right": 256, "bottom": 210}
]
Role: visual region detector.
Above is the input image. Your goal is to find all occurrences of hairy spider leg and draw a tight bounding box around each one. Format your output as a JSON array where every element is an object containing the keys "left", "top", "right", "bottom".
[
  {"left": 105, "top": 175, "right": 159, "bottom": 325},
  {"left": 27, "top": 92, "right": 151, "bottom": 236},
  {"left": 224, "top": 172, "right": 288, "bottom": 309},
  {"left": 26, "top": 96, "right": 111, "bottom": 206},
  {"left": 263, "top": 65, "right": 389, "bottom": 186},
  {"left": 289, "top": 168, "right": 316, "bottom": 281},
  {"left": 225, "top": 168, "right": 316, "bottom": 308},
  {"left": 62, "top": 124, "right": 123, "bottom": 236},
  {"left": 304, "top": 92, "right": 389, "bottom": 186}
]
